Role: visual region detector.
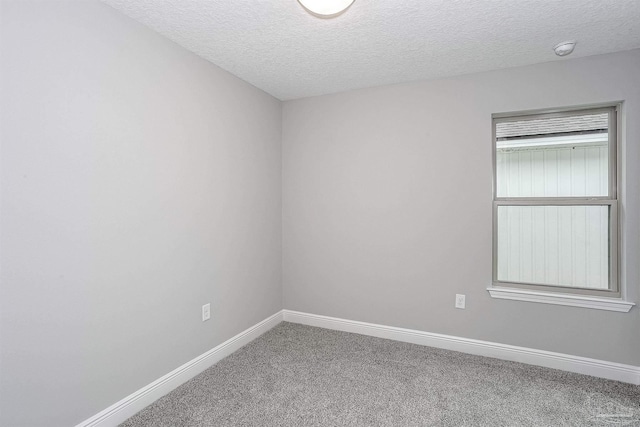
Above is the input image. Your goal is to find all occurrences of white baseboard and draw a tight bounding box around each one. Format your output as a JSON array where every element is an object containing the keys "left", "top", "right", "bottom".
[
  {"left": 282, "top": 309, "right": 640, "bottom": 386},
  {"left": 76, "top": 311, "right": 284, "bottom": 427},
  {"left": 77, "top": 308, "right": 639, "bottom": 427}
]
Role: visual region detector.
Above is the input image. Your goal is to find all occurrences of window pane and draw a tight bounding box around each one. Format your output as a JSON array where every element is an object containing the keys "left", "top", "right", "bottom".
[
  {"left": 497, "top": 205, "right": 609, "bottom": 289},
  {"left": 496, "top": 112, "right": 609, "bottom": 197}
]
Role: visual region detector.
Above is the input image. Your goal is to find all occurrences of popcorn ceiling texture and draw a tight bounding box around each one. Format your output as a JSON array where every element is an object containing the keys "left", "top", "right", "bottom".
[{"left": 102, "top": 0, "right": 640, "bottom": 100}]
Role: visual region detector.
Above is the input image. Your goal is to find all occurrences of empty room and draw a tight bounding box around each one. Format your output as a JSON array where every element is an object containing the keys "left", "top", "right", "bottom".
[{"left": 2, "top": 0, "right": 640, "bottom": 426}]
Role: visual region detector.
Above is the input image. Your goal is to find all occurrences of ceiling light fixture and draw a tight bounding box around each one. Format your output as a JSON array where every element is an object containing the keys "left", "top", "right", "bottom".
[
  {"left": 297, "top": 0, "right": 355, "bottom": 18},
  {"left": 553, "top": 41, "right": 576, "bottom": 57}
]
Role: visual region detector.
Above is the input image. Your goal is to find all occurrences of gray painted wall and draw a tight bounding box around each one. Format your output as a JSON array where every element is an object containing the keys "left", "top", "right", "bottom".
[
  {"left": 0, "top": 1, "right": 282, "bottom": 426},
  {"left": 2, "top": 1, "right": 639, "bottom": 425},
  {"left": 282, "top": 50, "right": 640, "bottom": 366}
]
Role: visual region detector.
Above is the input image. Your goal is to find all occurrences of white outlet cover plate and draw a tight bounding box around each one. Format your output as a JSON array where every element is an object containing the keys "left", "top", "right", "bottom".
[
  {"left": 202, "top": 303, "right": 211, "bottom": 321},
  {"left": 455, "top": 294, "right": 466, "bottom": 309}
]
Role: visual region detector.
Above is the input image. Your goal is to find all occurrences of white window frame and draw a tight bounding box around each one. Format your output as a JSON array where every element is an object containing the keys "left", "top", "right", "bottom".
[{"left": 488, "top": 103, "right": 634, "bottom": 312}]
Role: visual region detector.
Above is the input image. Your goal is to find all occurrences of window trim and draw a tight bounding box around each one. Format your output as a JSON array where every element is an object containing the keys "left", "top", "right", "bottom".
[
  {"left": 486, "top": 286, "right": 634, "bottom": 312},
  {"left": 491, "top": 104, "right": 621, "bottom": 300}
]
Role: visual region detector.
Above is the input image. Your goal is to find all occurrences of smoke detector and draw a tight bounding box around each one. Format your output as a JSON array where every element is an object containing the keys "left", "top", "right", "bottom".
[{"left": 554, "top": 41, "right": 576, "bottom": 57}]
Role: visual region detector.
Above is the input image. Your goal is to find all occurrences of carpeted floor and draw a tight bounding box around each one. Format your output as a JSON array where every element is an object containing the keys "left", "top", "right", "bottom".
[{"left": 121, "top": 322, "right": 640, "bottom": 426}]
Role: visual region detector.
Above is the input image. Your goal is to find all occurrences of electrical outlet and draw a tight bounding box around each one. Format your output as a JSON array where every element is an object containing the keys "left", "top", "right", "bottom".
[
  {"left": 455, "top": 294, "right": 466, "bottom": 309},
  {"left": 202, "top": 303, "right": 211, "bottom": 321}
]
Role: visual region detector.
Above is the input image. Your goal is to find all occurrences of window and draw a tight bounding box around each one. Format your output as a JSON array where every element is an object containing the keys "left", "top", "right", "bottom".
[{"left": 491, "top": 105, "right": 626, "bottom": 306}]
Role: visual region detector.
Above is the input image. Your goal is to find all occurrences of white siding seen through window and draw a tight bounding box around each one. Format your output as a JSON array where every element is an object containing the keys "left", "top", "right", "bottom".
[{"left": 493, "top": 107, "right": 617, "bottom": 295}]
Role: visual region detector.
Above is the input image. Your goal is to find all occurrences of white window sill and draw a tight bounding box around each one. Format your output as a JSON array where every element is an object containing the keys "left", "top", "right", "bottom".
[{"left": 487, "top": 287, "right": 635, "bottom": 312}]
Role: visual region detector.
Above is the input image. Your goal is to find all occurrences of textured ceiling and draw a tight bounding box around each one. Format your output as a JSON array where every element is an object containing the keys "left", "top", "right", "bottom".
[{"left": 102, "top": 0, "right": 640, "bottom": 100}]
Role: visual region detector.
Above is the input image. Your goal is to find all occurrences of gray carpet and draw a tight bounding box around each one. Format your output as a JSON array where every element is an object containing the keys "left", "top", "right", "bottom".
[{"left": 121, "top": 322, "right": 640, "bottom": 426}]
